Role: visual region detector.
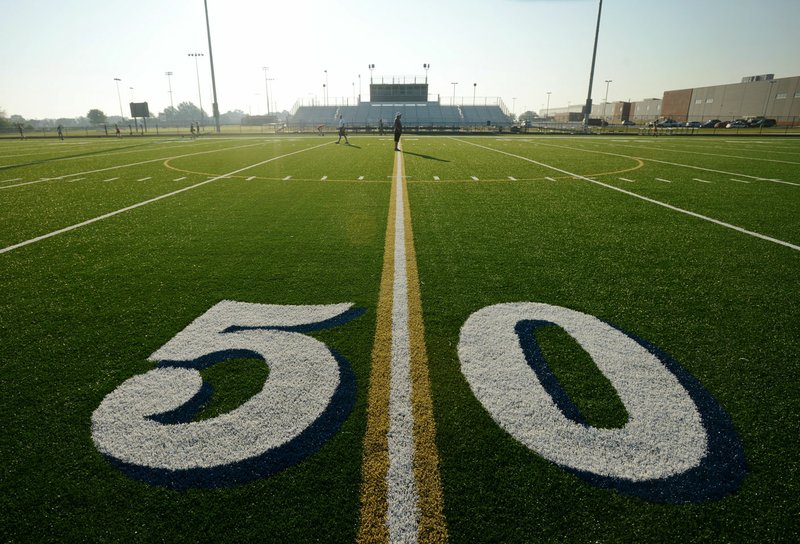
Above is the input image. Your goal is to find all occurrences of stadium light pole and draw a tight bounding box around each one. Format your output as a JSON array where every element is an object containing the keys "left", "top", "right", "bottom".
[
  {"left": 369, "top": 64, "right": 375, "bottom": 84},
  {"left": 603, "top": 79, "right": 612, "bottom": 120},
  {"left": 451, "top": 82, "right": 458, "bottom": 106},
  {"left": 324, "top": 70, "right": 328, "bottom": 106},
  {"left": 267, "top": 78, "right": 275, "bottom": 114},
  {"left": 129, "top": 87, "right": 134, "bottom": 102},
  {"left": 546, "top": 91, "right": 551, "bottom": 119},
  {"left": 188, "top": 53, "right": 205, "bottom": 126},
  {"left": 423, "top": 63, "right": 430, "bottom": 84},
  {"left": 358, "top": 74, "right": 361, "bottom": 102},
  {"left": 203, "top": 0, "right": 221, "bottom": 133},
  {"left": 473, "top": 83, "right": 477, "bottom": 106},
  {"left": 113, "top": 78, "right": 124, "bottom": 120},
  {"left": 583, "top": 0, "right": 603, "bottom": 130},
  {"left": 262, "top": 66, "right": 269, "bottom": 115},
  {"left": 165, "top": 72, "right": 174, "bottom": 110}
]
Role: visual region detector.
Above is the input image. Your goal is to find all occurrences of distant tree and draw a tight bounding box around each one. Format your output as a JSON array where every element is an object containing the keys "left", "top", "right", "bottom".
[
  {"left": 0, "top": 107, "right": 8, "bottom": 128},
  {"left": 518, "top": 111, "right": 539, "bottom": 123},
  {"left": 175, "top": 101, "right": 205, "bottom": 121},
  {"left": 87, "top": 109, "right": 107, "bottom": 125}
]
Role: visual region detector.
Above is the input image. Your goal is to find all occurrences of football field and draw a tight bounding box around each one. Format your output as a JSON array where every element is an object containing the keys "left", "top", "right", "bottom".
[{"left": 1, "top": 134, "right": 798, "bottom": 542}]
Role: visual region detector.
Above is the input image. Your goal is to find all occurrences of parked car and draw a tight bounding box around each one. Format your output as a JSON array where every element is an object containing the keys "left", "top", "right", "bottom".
[
  {"left": 621, "top": 120, "right": 636, "bottom": 126},
  {"left": 714, "top": 121, "right": 728, "bottom": 128},
  {"left": 748, "top": 118, "right": 777, "bottom": 128},
  {"left": 726, "top": 120, "right": 749, "bottom": 128},
  {"left": 685, "top": 121, "right": 702, "bottom": 128},
  {"left": 657, "top": 119, "right": 683, "bottom": 128},
  {"left": 701, "top": 120, "right": 721, "bottom": 128}
]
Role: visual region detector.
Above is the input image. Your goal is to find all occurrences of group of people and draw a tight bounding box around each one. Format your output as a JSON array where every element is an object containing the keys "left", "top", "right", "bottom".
[{"left": 333, "top": 113, "right": 403, "bottom": 150}]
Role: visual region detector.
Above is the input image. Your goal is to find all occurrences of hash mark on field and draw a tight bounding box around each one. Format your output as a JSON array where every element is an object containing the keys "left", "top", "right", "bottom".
[
  {"left": 545, "top": 177, "right": 556, "bottom": 181},
  {"left": 246, "top": 176, "right": 256, "bottom": 181},
  {"left": 619, "top": 177, "right": 635, "bottom": 182},
  {"left": 320, "top": 176, "right": 328, "bottom": 181},
  {"left": 508, "top": 176, "right": 517, "bottom": 181},
  {"left": 470, "top": 176, "right": 479, "bottom": 181},
  {"left": 358, "top": 176, "right": 365, "bottom": 180},
  {"left": 655, "top": 178, "right": 673, "bottom": 183},
  {"left": 104, "top": 177, "right": 119, "bottom": 182},
  {"left": 173, "top": 176, "right": 187, "bottom": 181},
  {"left": 730, "top": 179, "right": 751, "bottom": 184},
  {"left": 282, "top": 175, "right": 292, "bottom": 181},
  {"left": 433, "top": 176, "right": 440, "bottom": 181},
  {"left": 137, "top": 177, "right": 152, "bottom": 182},
  {"left": 694, "top": 178, "right": 712, "bottom": 184}
]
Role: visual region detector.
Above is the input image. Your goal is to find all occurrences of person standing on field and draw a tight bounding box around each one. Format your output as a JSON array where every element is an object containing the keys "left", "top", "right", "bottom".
[
  {"left": 393, "top": 113, "right": 402, "bottom": 151},
  {"left": 336, "top": 114, "right": 349, "bottom": 145}
]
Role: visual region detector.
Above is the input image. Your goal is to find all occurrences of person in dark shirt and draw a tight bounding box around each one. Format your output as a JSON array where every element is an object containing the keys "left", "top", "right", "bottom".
[{"left": 393, "top": 113, "right": 402, "bottom": 151}]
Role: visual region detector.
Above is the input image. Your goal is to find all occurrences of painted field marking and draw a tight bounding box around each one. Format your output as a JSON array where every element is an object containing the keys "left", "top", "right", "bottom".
[
  {"left": 545, "top": 176, "right": 556, "bottom": 181},
  {"left": 358, "top": 176, "right": 365, "bottom": 180},
  {"left": 453, "top": 138, "right": 800, "bottom": 252},
  {"left": 282, "top": 175, "right": 292, "bottom": 181},
  {"left": 0, "top": 178, "right": 23, "bottom": 183},
  {"left": 137, "top": 177, "right": 152, "bottom": 182},
  {"left": 770, "top": 179, "right": 799, "bottom": 186},
  {"left": 694, "top": 178, "right": 712, "bottom": 184},
  {"left": 730, "top": 179, "right": 751, "bottom": 184},
  {"left": 173, "top": 177, "right": 187, "bottom": 181},
  {"left": 66, "top": 178, "right": 85, "bottom": 183},
  {"left": 359, "top": 145, "right": 447, "bottom": 543},
  {"left": 246, "top": 176, "right": 256, "bottom": 181},
  {"left": 619, "top": 177, "right": 635, "bottom": 182},
  {"left": 1, "top": 141, "right": 333, "bottom": 255},
  {"left": 655, "top": 178, "right": 673, "bottom": 183},
  {"left": 508, "top": 176, "right": 517, "bottom": 181},
  {"left": 470, "top": 176, "right": 480, "bottom": 181},
  {"left": 104, "top": 177, "right": 120, "bottom": 182},
  {"left": 320, "top": 176, "right": 328, "bottom": 181},
  {"left": 0, "top": 140, "right": 268, "bottom": 190},
  {"left": 433, "top": 176, "right": 440, "bottom": 181}
]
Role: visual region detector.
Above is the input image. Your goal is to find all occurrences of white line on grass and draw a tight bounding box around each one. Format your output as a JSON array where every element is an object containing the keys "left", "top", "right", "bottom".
[
  {"left": 320, "top": 176, "right": 328, "bottom": 181},
  {"left": 104, "top": 177, "right": 119, "bottom": 182},
  {"left": 0, "top": 178, "right": 23, "bottom": 183},
  {"left": 694, "top": 178, "right": 712, "bottom": 183},
  {"left": 508, "top": 176, "right": 517, "bottom": 181},
  {"left": 1, "top": 141, "right": 333, "bottom": 255},
  {"left": 66, "top": 178, "right": 85, "bottom": 183},
  {"left": 452, "top": 138, "right": 800, "bottom": 252},
  {"left": 655, "top": 178, "right": 673, "bottom": 183},
  {"left": 433, "top": 176, "right": 440, "bottom": 181},
  {"left": 173, "top": 177, "right": 187, "bottom": 181},
  {"left": 0, "top": 141, "right": 268, "bottom": 190},
  {"left": 470, "top": 176, "right": 479, "bottom": 181},
  {"left": 137, "top": 177, "right": 152, "bottom": 182},
  {"left": 246, "top": 176, "right": 256, "bottom": 181},
  {"left": 619, "top": 178, "right": 635, "bottom": 182},
  {"left": 769, "top": 179, "right": 799, "bottom": 186},
  {"left": 282, "top": 175, "right": 292, "bottom": 181},
  {"left": 545, "top": 176, "right": 556, "bottom": 181},
  {"left": 358, "top": 176, "right": 365, "bottom": 180}
]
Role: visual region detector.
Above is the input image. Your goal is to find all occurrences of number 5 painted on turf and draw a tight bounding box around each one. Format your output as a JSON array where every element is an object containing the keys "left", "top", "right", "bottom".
[{"left": 91, "top": 300, "right": 360, "bottom": 489}]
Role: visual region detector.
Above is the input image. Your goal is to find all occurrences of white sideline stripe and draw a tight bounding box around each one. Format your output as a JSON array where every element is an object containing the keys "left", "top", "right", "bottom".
[
  {"left": 1, "top": 141, "right": 332, "bottom": 255},
  {"left": 508, "top": 176, "right": 517, "bottom": 181},
  {"left": 0, "top": 140, "right": 267, "bottom": 190},
  {"left": 694, "top": 178, "right": 712, "bottom": 184},
  {"left": 104, "top": 177, "right": 119, "bottom": 182},
  {"left": 655, "top": 178, "right": 672, "bottom": 183},
  {"left": 433, "top": 176, "right": 440, "bottom": 181},
  {"left": 470, "top": 176, "right": 479, "bottom": 181},
  {"left": 619, "top": 178, "right": 635, "bottom": 182},
  {"left": 386, "top": 146, "right": 420, "bottom": 542},
  {"left": 730, "top": 179, "right": 751, "bottom": 184},
  {"left": 137, "top": 177, "right": 152, "bottom": 182},
  {"left": 173, "top": 176, "right": 187, "bottom": 181},
  {"left": 282, "top": 175, "right": 292, "bottom": 181},
  {"left": 452, "top": 138, "right": 800, "bottom": 252},
  {"left": 771, "top": 179, "right": 799, "bottom": 186},
  {"left": 246, "top": 176, "right": 256, "bottom": 181}
]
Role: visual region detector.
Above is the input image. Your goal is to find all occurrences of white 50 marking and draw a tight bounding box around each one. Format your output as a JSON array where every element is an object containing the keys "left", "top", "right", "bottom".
[
  {"left": 92, "top": 300, "right": 355, "bottom": 480},
  {"left": 459, "top": 302, "right": 707, "bottom": 481}
]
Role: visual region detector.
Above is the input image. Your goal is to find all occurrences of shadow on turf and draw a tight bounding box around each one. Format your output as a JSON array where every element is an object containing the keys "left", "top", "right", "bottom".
[
  {"left": 402, "top": 150, "right": 450, "bottom": 162},
  {"left": 0, "top": 140, "right": 165, "bottom": 171}
]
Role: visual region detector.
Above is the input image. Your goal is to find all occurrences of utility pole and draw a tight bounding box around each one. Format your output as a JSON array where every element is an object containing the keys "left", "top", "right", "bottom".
[
  {"left": 583, "top": 0, "right": 603, "bottom": 130},
  {"left": 204, "top": 0, "right": 221, "bottom": 133}
]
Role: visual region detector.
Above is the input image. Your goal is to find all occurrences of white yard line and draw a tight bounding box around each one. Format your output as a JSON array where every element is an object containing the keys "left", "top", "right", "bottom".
[
  {"left": 1, "top": 141, "right": 332, "bottom": 255},
  {"left": 104, "top": 177, "right": 119, "bottom": 182},
  {"left": 619, "top": 177, "right": 635, "bottom": 182},
  {"left": 655, "top": 178, "right": 673, "bottom": 183},
  {"left": 694, "top": 178, "right": 712, "bottom": 183},
  {"left": 246, "top": 176, "right": 256, "bottom": 181},
  {"left": 453, "top": 138, "right": 800, "bottom": 252},
  {"left": 545, "top": 176, "right": 556, "bottom": 181},
  {"left": 173, "top": 177, "right": 187, "bottom": 181},
  {"left": 282, "top": 175, "right": 292, "bottom": 181},
  {"left": 508, "top": 176, "right": 517, "bottom": 181},
  {"left": 0, "top": 141, "right": 268, "bottom": 190},
  {"left": 136, "top": 177, "right": 152, "bottom": 182},
  {"left": 386, "top": 146, "right": 420, "bottom": 543}
]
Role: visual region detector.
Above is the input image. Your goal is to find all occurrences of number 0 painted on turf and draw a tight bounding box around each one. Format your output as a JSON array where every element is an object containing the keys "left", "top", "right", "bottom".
[
  {"left": 458, "top": 302, "right": 745, "bottom": 503},
  {"left": 91, "top": 300, "right": 359, "bottom": 489}
]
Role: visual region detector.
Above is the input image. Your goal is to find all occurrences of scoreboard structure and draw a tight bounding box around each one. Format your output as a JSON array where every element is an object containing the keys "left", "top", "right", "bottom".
[{"left": 370, "top": 82, "right": 428, "bottom": 103}]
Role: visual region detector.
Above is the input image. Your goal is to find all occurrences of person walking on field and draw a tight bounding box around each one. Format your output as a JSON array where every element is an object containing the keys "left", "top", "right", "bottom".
[
  {"left": 336, "top": 114, "right": 349, "bottom": 145},
  {"left": 393, "top": 113, "right": 402, "bottom": 151}
]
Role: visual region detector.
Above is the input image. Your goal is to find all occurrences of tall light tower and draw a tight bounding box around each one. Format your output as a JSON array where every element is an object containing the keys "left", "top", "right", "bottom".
[
  {"left": 324, "top": 69, "right": 328, "bottom": 106},
  {"left": 263, "top": 66, "right": 270, "bottom": 114},
  {"left": 451, "top": 82, "right": 458, "bottom": 105},
  {"left": 583, "top": 0, "right": 603, "bottom": 129},
  {"left": 369, "top": 64, "right": 375, "bottom": 84},
  {"left": 165, "top": 72, "right": 174, "bottom": 110},
  {"left": 203, "top": 0, "right": 221, "bottom": 133},
  {"left": 188, "top": 52, "right": 205, "bottom": 125},
  {"left": 473, "top": 83, "right": 477, "bottom": 106},
  {"left": 546, "top": 91, "right": 552, "bottom": 119},
  {"left": 113, "top": 78, "right": 124, "bottom": 120},
  {"left": 603, "top": 79, "right": 612, "bottom": 120},
  {"left": 423, "top": 63, "right": 430, "bottom": 83}
]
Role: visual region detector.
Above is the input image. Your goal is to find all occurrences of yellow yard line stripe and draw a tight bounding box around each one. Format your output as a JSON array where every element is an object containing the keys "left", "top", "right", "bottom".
[
  {"left": 403, "top": 152, "right": 448, "bottom": 542},
  {"left": 357, "top": 151, "right": 397, "bottom": 544},
  {"left": 358, "top": 147, "right": 448, "bottom": 542}
]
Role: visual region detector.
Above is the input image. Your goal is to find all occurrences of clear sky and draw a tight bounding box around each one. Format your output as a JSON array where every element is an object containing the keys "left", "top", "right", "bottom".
[{"left": 1, "top": 0, "right": 798, "bottom": 119}]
